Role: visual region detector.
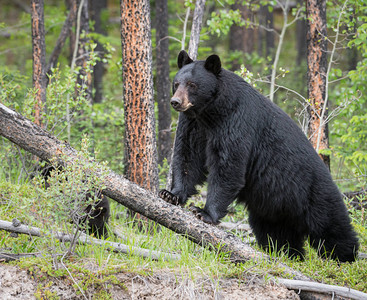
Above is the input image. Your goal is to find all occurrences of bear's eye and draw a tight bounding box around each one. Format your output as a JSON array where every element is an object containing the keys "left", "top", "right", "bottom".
[
  {"left": 173, "top": 82, "right": 179, "bottom": 90},
  {"left": 187, "top": 81, "right": 197, "bottom": 89}
]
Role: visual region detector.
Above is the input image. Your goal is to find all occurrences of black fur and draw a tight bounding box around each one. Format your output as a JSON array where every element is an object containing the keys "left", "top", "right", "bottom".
[
  {"left": 160, "top": 51, "right": 359, "bottom": 262},
  {"left": 40, "top": 165, "right": 110, "bottom": 238}
]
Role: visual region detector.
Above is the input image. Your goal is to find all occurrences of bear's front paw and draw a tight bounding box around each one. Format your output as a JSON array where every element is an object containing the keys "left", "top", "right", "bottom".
[
  {"left": 190, "top": 206, "right": 218, "bottom": 225},
  {"left": 159, "top": 189, "right": 180, "bottom": 206}
]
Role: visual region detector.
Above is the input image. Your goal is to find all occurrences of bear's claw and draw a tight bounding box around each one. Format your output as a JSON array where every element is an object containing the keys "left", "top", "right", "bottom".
[
  {"left": 159, "top": 189, "right": 180, "bottom": 206},
  {"left": 190, "top": 206, "right": 217, "bottom": 225}
]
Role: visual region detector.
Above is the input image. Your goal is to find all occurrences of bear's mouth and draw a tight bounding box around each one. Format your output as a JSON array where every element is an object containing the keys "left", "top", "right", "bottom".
[{"left": 173, "top": 102, "right": 193, "bottom": 112}]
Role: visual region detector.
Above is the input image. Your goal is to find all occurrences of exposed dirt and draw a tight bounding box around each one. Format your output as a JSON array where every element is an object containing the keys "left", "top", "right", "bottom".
[{"left": 0, "top": 263, "right": 300, "bottom": 299}]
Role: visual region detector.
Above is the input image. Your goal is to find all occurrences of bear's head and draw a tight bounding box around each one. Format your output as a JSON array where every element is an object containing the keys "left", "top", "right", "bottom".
[{"left": 170, "top": 50, "right": 221, "bottom": 113}]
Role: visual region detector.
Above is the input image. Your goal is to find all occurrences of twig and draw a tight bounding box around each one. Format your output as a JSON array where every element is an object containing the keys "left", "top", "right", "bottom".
[
  {"left": 0, "top": 219, "right": 181, "bottom": 261},
  {"left": 56, "top": 232, "right": 181, "bottom": 261},
  {"left": 0, "top": 252, "right": 43, "bottom": 262}
]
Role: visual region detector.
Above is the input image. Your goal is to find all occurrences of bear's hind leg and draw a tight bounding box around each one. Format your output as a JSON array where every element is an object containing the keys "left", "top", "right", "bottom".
[
  {"left": 310, "top": 224, "right": 359, "bottom": 262},
  {"left": 249, "top": 214, "right": 306, "bottom": 260}
]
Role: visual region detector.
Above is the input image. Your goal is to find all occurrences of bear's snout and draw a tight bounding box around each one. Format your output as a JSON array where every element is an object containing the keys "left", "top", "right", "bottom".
[{"left": 170, "top": 97, "right": 182, "bottom": 110}]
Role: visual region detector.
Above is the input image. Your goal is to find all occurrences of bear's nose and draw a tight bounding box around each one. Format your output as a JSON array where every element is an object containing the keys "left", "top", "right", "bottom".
[{"left": 170, "top": 97, "right": 181, "bottom": 109}]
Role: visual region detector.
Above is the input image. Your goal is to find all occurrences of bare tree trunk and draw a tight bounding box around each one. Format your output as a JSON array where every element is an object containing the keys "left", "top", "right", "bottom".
[
  {"left": 31, "top": 0, "right": 46, "bottom": 128},
  {"left": 306, "top": 0, "right": 329, "bottom": 169},
  {"left": 188, "top": 0, "right": 206, "bottom": 60},
  {"left": 120, "top": 0, "right": 159, "bottom": 194},
  {"left": 257, "top": 5, "right": 274, "bottom": 62},
  {"left": 0, "top": 103, "right": 309, "bottom": 281},
  {"left": 155, "top": 0, "right": 172, "bottom": 166},
  {"left": 46, "top": 7, "right": 76, "bottom": 77},
  {"left": 66, "top": 0, "right": 77, "bottom": 65},
  {"left": 90, "top": 0, "right": 107, "bottom": 104},
  {"left": 265, "top": 7, "right": 274, "bottom": 60},
  {"left": 296, "top": 0, "right": 307, "bottom": 67},
  {"left": 229, "top": 1, "right": 254, "bottom": 71},
  {"left": 75, "top": 0, "right": 92, "bottom": 102}
]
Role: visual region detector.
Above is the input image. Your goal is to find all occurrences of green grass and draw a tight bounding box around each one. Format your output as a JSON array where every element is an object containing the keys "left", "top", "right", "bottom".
[{"left": 1, "top": 180, "right": 367, "bottom": 298}]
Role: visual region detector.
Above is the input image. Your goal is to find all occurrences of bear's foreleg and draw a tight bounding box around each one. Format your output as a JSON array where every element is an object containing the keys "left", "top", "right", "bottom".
[
  {"left": 193, "top": 167, "right": 245, "bottom": 225},
  {"left": 159, "top": 115, "right": 207, "bottom": 206}
]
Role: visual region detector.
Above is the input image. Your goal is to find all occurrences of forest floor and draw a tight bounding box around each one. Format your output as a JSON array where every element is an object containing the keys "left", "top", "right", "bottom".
[{"left": 0, "top": 263, "right": 300, "bottom": 300}]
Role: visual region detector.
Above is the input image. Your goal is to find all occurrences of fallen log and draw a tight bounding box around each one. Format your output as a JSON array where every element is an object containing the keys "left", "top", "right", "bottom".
[{"left": 0, "top": 103, "right": 311, "bottom": 280}]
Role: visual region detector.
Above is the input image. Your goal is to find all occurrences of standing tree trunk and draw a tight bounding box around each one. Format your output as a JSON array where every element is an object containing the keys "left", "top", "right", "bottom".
[
  {"left": 265, "top": 7, "right": 274, "bottom": 60},
  {"left": 90, "top": 0, "right": 107, "bottom": 104},
  {"left": 229, "top": 1, "right": 254, "bottom": 71},
  {"left": 155, "top": 0, "right": 172, "bottom": 166},
  {"left": 120, "top": 0, "right": 159, "bottom": 194},
  {"left": 66, "top": 0, "right": 77, "bottom": 65},
  {"left": 75, "top": 0, "right": 92, "bottom": 102},
  {"left": 31, "top": 0, "right": 46, "bottom": 128},
  {"left": 296, "top": 0, "right": 307, "bottom": 67},
  {"left": 188, "top": 0, "right": 206, "bottom": 60},
  {"left": 257, "top": 4, "right": 274, "bottom": 63},
  {"left": 306, "top": 0, "right": 329, "bottom": 169}
]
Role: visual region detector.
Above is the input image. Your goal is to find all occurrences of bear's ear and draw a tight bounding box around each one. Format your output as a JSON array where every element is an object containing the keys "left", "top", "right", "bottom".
[
  {"left": 177, "top": 50, "right": 193, "bottom": 69},
  {"left": 204, "top": 54, "right": 221, "bottom": 76}
]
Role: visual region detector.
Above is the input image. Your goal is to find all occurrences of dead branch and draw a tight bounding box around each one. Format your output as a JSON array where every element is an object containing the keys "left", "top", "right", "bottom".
[
  {"left": 0, "top": 252, "right": 42, "bottom": 262},
  {"left": 277, "top": 278, "right": 367, "bottom": 300},
  {"left": 46, "top": 7, "right": 76, "bottom": 76},
  {"left": 0, "top": 219, "right": 180, "bottom": 261},
  {"left": 59, "top": 232, "right": 180, "bottom": 261},
  {"left": 0, "top": 219, "right": 41, "bottom": 237}
]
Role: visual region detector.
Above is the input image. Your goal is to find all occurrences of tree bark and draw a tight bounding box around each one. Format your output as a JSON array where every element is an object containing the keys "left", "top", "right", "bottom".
[
  {"left": 188, "top": 0, "right": 206, "bottom": 60},
  {"left": 0, "top": 103, "right": 309, "bottom": 281},
  {"left": 31, "top": 0, "right": 47, "bottom": 128},
  {"left": 120, "top": 0, "right": 158, "bottom": 194},
  {"left": 306, "top": 0, "right": 330, "bottom": 169},
  {"left": 155, "top": 0, "right": 172, "bottom": 166}
]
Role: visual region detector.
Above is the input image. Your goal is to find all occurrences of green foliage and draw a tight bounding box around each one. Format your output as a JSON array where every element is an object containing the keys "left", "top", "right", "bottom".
[
  {"left": 208, "top": 9, "right": 245, "bottom": 37},
  {"left": 330, "top": 2, "right": 367, "bottom": 189}
]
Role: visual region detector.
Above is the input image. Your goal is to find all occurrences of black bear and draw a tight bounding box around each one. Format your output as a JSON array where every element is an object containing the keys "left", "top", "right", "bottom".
[
  {"left": 39, "top": 165, "right": 110, "bottom": 238},
  {"left": 159, "top": 50, "right": 359, "bottom": 262}
]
